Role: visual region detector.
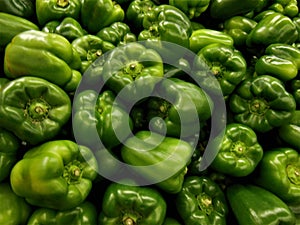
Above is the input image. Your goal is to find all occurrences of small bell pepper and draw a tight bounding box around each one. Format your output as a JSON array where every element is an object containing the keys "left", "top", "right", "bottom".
[
  {"left": 121, "top": 131, "right": 193, "bottom": 194},
  {"left": 0, "top": 128, "right": 20, "bottom": 182},
  {"left": 226, "top": 184, "right": 296, "bottom": 225},
  {"left": 175, "top": 176, "right": 228, "bottom": 225},
  {"left": 36, "top": 0, "right": 82, "bottom": 26},
  {"left": 0, "top": 76, "right": 71, "bottom": 145},
  {"left": 0, "top": 182, "right": 32, "bottom": 225},
  {"left": 81, "top": 0, "right": 125, "bottom": 34},
  {"left": 163, "top": 217, "right": 182, "bottom": 225},
  {"left": 268, "top": 0, "right": 298, "bottom": 18},
  {"left": 10, "top": 140, "right": 98, "bottom": 210},
  {"left": 210, "top": 123, "right": 263, "bottom": 177},
  {"left": 169, "top": 0, "right": 210, "bottom": 19},
  {"left": 27, "top": 201, "right": 98, "bottom": 225},
  {"left": 72, "top": 34, "right": 115, "bottom": 73},
  {"left": 229, "top": 75, "right": 296, "bottom": 133},
  {"left": 98, "top": 182, "right": 167, "bottom": 225},
  {"left": 4, "top": 30, "right": 82, "bottom": 92},
  {"left": 0, "top": 0, "right": 35, "bottom": 19},
  {"left": 72, "top": 89, "right": 133, "bottom": 150}
]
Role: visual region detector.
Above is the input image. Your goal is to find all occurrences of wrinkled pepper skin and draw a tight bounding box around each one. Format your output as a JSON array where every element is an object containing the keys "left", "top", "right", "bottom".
[
  {"left": 36, "top": 0, "right": 81, "bottom": 26},
  {"left": 0, "top": 0, "right": 35, "bottom": 19},
  {"left": 0, "top": 182, "right": 32, "bottom": 225},
  {"left": 72, "top": 89, "right": 133, "bottom": 150},
  {"left": 4, "top": 30, "right": 82, "bottom": 92},
  {"left": 0, "top": 77, "right": 71, "bottom": 145},
  {"left": 254, "top": 148, "right": 300, "bottom": 208},
  {"left": 229, "top": 75, "right": 296, "bottom": 133},
  {"left": 210, "top": 123, "right": 263, "bottom": 177},
  {"left": 10, "top": 140, "right": 98, "bottom": 210},
  {"left": 226, "top": 184, "right": 296, "bottom": 225},
  {"left": 121, "top": 131, "right": 194, "bottom": 194},
  {"left": 98, "top": 182, "right": 167, "bottom": 225},
  {"left": 81, "top": 0, "right": 125, "bottom": 34},
  {"left": 169, "top": 0, "right": 210, "bottom": 19},
  {"left": 175, "top": 176, "right": 228, "bottom": 225},
  {"left": 0, "top": 128, "right": 20, "bottom": 182},
  {"left": 27, "top": 201, "right": 98, "bottom": 225}
]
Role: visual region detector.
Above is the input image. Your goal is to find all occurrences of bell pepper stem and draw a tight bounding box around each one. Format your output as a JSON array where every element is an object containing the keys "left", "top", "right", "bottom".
[{"left": 57, "top": 0, "right": 69, "bottom": 8}]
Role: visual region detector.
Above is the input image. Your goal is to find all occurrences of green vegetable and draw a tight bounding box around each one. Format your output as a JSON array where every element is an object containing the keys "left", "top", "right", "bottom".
[
  {"left": 229, "top": 75, "right": 296, "bottom": 133},
  {"left": 0, "top": 182, "right": 32, "bottom": 225},
  {"left": 27, "top": 201, "right": 98, "bottom": 225},
  {"left": 175, "top": 176, "right": 228, "bottom": 225},
  {"left": 226, "top": 184, "right": 296, "bottom": 225},
  {"left": 98, "top": 182, "right": 167, "bottom": 225},
  {"left": 163, "top": 217, "right": 182, "bottom": 225},
  {"left": 121, "top": 131, "right": 193, "bottom": 194},
  {"left": 4, "top": 30, "right": 82, "bottom": 92},
  {"left": 268, "top": 0, "right": 298, "bottom": 17},
  {"left": 10, "top": 140, "right": 98, "bottom": 210},
  {"left": 36, "top": 0, "right": 82, "bottom": 26},
  {"left": 169, "top": 0, "right": 210, "bottom": 19},
  {"left": 0, "top": 0, "right": 35, "bottom": 19},
  {"left": 0, "top": 76, "right": 71, "bottom": 145}
]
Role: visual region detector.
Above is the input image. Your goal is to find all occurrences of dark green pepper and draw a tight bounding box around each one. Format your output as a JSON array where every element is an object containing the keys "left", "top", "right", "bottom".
[
  {"left": 163, "top": 217, "right": 182, "bottom": 225},
  {"left": 10, "top": 140, "right": 98, "bottom": 210},
  {"left": 0, "top": 77, "right": 71, "bottom": 145},
  {"left": 268, "top": 0, "right": 298, "bottom": 17},
  {"left": 169, "top": 0, "right": 210, "bottom": 19},
  {"left": 98, "top": 182, "right": 167, "bottom": 225},
  {"left": 175, "top": 176, "right": 228, "bottom": 225},
  {"left": 0, "top": 0, "right": 35, "bottom": 19}
]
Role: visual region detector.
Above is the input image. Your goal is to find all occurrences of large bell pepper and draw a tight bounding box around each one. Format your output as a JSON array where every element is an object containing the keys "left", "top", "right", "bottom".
[
  {"left": 229, "top": 75, "right": 296, "bottom": 133},
  {"left": 0, "top": 0, "right": 35, "bottom": 19},
  {"left": 169, "top": 0, "right": 210, "bottom": 19},
  {"left": 121, "top": 131, "right": 193, "bottom": 194},
  {"left": 0, "top": 182, "right": 32, "bottom": 225},
  {"left": 175, "top": 176, "right": 228, "bottom": 225},
  {"left": 210, "top": 123, "right": 263, "bottom": 177},
  {"left": 10, "top": 140, "right": 98, "bottom": 210},
  {"left": 0, "top": 77, "right": 71, "bottom": 145},
  {"left": 4, "top": 30, "right": 82, "bottom": 92},
  {"left": 226, "top": 184, "right": 296, "bottom": 225},
  {"left": 27, "top": 201, "right": 98, "bottom": 225},
  {"left": 98, "top": 182, "right": 167, "bottom": 225}
]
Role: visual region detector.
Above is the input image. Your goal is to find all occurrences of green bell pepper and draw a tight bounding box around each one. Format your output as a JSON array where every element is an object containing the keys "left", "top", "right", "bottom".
[
  {"left": 189, "top": 29, "right": 234, "bottom": 54},
  {"left": 226, "top": 184, "right": 296, "bottom": 225},
  {"left": 0, "top": 128, "right": 20, "bottom": 182},
  {"left": 4, "top": 30, "right": 82, "bottom": 92},
  {"left": 229, "top": 75, "right": 296, "bottom": 133},
  {"left": 175, "top": 176, "right": 228, "bottom": 225},
  {"left": 254, "top": 148, "right": 300, "bottom": 208},
  {"left": 0, "top": 0, "right": 35, "bottom": 19},
  {"left": 0, "top": 77, "right": 9, "bottom": 90},
  {"left": 193, "top": 43, "right": 247, "bottom": 98},
  {"left": 289, "top": 77, "right": 300, "bottom": 106},
  {"left": 145, "top": 78, "right": 213, "bottom": 138},
  {"left": 27, "top": 201, "right": 98, "bottom": 225},
  {"left": 169, "top": 0, "right": 210, "bottom": 19},
  {"left": 98, "top": 182, "right": 167, "bottom": 225},
  {"left": 0, "top": 182, "right": 32, "bottom": 225},
  {"left": 10, "top": 140, "right": 98, "bottom": 210},
  {"left": 96, "top": 22, "right": 137, "bottom": 47},
  {"left": 268, "top": 0, "right": 298, "bottom": 18},
  {"left": 72, "top": 34, "right": 115, "bottom": 73},
  {"left": 42, "top": 17, "right": 87, "bottom": 42},
  {"left": 163, "top": 217, "right": 182, "bottom": 225},
  {"left": 210, "top": 123, "right": 263, "bottom": 177},
  {"left": 81, "top": 0, "right": 125, "bottom": 34},
  {"left": 73, "top": 89, "right": 133, "bottom": 150},
  {"left": 0, "top": 76, "right": 71, "bottom": 145},
  {"left": 36, "top": 0, "right": 81, "bottom": 26},
  {"left": 0, "top": 12, "right": 39, "bottom": 52},
  {"left": 121, "top": 131, "right": 193, "bottom": 194}
]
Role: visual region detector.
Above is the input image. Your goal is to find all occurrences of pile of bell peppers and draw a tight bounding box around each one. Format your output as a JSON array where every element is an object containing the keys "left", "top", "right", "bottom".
[{"left": 1, "top": 0, "right": 300, "bottom": 224}]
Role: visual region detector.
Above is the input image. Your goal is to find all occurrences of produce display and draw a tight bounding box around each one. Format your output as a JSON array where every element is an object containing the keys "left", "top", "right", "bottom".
[{"left": 1, "top": 0, "right": 300, "bottom": 224}]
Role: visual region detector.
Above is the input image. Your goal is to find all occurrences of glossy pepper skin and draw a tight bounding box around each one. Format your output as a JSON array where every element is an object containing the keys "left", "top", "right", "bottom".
[
  {"left": 4, "top": 30, "right": 82, "bottom": 92},
  {"left": 98, "top": 182, "right": 167, "bottom": 225},
  {"left": 27, "top": 201, "right": 98, "bottom": 225},
  {"left": 226, "top": 184, "right": 296, "bottom": 225},
  {"left": 229, "top": 75, "right": 296, "bottom": 133},
  {"left": 268, "top": 0, "right": 298, "bottom": 17},
  {"left": 81, "top": 0, "right": 125, "bottom": 34},
  {"left": 10, "top": 140, "right": 98, "bottom": 210},
  {"left": 0, "top": 182, "right": 32, "bottom": 225},
  {"left": 175, "top": 176, "right": 228, "bottom": 225},
  {"left": 72, "top": 89, "right": 133, "bottom": 150},
  {"left": 0, "top": 128, "right": 20, "bottom": 182},
  {"left": 121, "top": 131, "right": 193, "bottom": 194},
  {"left": 210, "top": 123, "right": 263, "bottom": 177},
  {"left": 0, "top": 0, "right": 35, "bottom": 19},
  {"left": 36, "top": 0, "right": 81, "bottom": 26},
  {"left": 0, "top": 77, "right": 71, "bottom": 145},
  {"left": 169, "top": 0, "right": 210, "bottom": 19}
]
